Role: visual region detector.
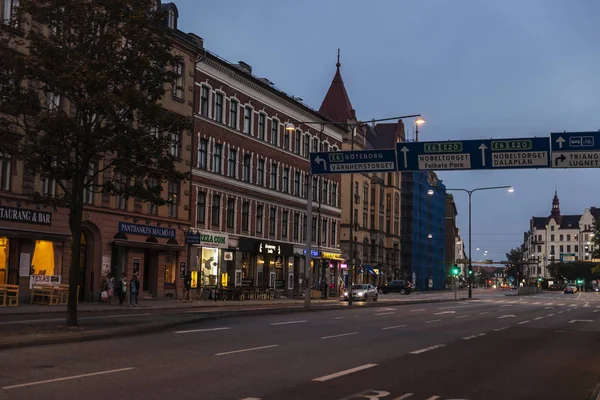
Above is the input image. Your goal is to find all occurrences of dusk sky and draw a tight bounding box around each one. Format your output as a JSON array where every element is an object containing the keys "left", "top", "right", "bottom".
[{"left": 176, "top": 0, "right": 600, "bottom": 263}]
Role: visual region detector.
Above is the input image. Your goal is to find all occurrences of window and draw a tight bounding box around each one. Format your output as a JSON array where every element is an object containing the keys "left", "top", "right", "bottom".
[
  {"left": 559, "top": 245, "right": 564, "bottom": 253},
  {"left": 302, "top": 215, "right": 307, "bottom": 241},
  {"left": 271, "top": 120, "right": 279, "bottom": 145},
  {"left": 213, "top": 144, "right": 222, "bottom": 174},
  {"left": 331, "top": 221, "right": 337, "bottom": 245},
  {"left": 214, "top": 93, "right": 223, "bottom": 123},
  {"left": 200, "top": 86, "right": 209, "bottom": 117},
  {"left": 371, "top": 186, "right": 375, "bottom": 204},
  {"left": 567, "top": 234, "right": 571, "bottom": 241},
  {"left": 258, "top": 114, "right": 266, "bottom": 140},
  {"left": 322, "top": 219, "right": 327, "bottom": 245},
  {"left": 312, "top": 138, "right": 319, "bottom": 153},
  {"left": 196, "top": 192, "right": 206, "bottom": 224},
  {"left": 256, "top": 205, "right": 263, "bottom": 234},
  {"left": 332, "top": 182, "right": 338, "bottom": 207},
  {"left": 226, "top": 198, "right": 235, "bottom": 229},
  {"left": 312, "top": 177, "right": 318, "bottom": 201},
  {"left": 243, "top": 107, "right": 252, "bottom": 134},
  {"left": 575, "top": 245, "right": 579, "bottom": 252},
  {"left": 228, "top": 149, "right": 237, "bottom": 178},
  {"left": 46, "top": 92, "right": 60, "bottom": 111},
  {"left": 304, "top": 135, "right": 310, "bottom": 158},
  {"left": 294, "top": 171, "right": 300, "bottom": 196},
  {"left": 257, "top": 159, "right": 265, "bottom": 186},
  {"left": 42, "top": 175, "right": 56, "bottom": 197},
  {"left": 3, "top": 0, "right": 19, "bottom": 25},
  {"left": 282, "top": 210, "right": 288, "bottom": 238},
  {"left": 362, "top": 212, "right": 367, "bottom": 229},
  {"left": 560, "top": 234, "right": 564, "bottom": 241},
  {"left": 537, "top": 245, "right": 541, "bottom": 252},
  {"left": 303, "top": 173, "right": 308, "bottom": 199},
  {"left": 550, "top": 235, "right": 555, "bottom": 242},
  {"left": 114, "top": 173, "right": 126, "bottom": 210},
  {"left": 293, "top": 212, "right": 300, "bottom": 240},
  {"left": 269, "top": 207, "right": 276, "bottom": 236},
  {"left": 229, "top": 99, "right": 238, "bottom": 129},
  {"left": 283, "top": 131, "right": 289, "bottom": 150},
  {"left": 198, "top": 138, "right": 208, "bottom": 169},
  {"left": 147, "top": 178, "right": 159, "bottom": 215},
  {"left": 173, "top": 63, "right": 184, "bottom": 99},
  {"left": 270, "top": 163, "right": 278, "bottom": 189},
  {"left": 294, "top": 131, "right": 301, "bottom": 154},
  {"left": 550, "top": 245, "right": 555, "bottom": 255},
  {"left": 567, "top": 245, "right": 571, "bottom": 252},
  {"left": 211, "top": 195, "right": 221, "bottom": 226},
  {"left": 574, "top": 234, "right": 579, "bottom": 241},
  {"left": 354, "top": 182, "right": 359, "bottom": 203},
  {"left": 0, "top": 152, "right": 11, "bottom": 191},
  {"left": 363, "top": 184, "right": 369, "bottom": 207},
  {"left": 83, "top": 162, "right": 96, "bottom": 205},
  {"left": 167, "top": 182, "right": 179, "bottom": 218},
  {"left": 282, "top": 168, "right": 289, "bottom": 193},
  {"left": 550, "top": 225, "right": 555, "bottom": 231},
  {"left": 312, "top": 216, "right": 317, "bottom": 243},
  {"left": 241, "top": 201, "right": 249, "bottom": 231},
  {"left": 167, "top": 6, "right": 176, "bottom": 29},
  {"left": 322, "top": 180, "right": 328, "bottom": 205},
  {"left": 169, "top": 131, "right": 180, "bottom": 158},
  {"left": 242, "top": 154, "right": 251, "bottom": 182}
]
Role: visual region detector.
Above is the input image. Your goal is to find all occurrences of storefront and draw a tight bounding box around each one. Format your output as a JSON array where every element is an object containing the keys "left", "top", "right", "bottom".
[
  {"left": 238, "top": 238, "right": 294, "bottom": 293},
  {"left": 321, "top": 251, "right": 343, "bottom": 297},
  {"left": 189, "top": 230, "right": 229, "bottom": 289}
]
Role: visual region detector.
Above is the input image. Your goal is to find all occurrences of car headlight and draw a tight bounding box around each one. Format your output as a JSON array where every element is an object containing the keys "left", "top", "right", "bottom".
[
  {"left": 357, "top": 292, "right": 364, "bottom": 296},
  {"left": 344, "top": 291, "right": 348, "bottom": 296}
]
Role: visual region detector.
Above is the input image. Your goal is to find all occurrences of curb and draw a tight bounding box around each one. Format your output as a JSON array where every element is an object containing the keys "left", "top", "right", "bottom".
[{"left": 0, "top": 297, "right": 463, "bottom": 351}]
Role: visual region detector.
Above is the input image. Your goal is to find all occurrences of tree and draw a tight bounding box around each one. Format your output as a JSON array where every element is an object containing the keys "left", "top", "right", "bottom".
[
  {"left": 591, "top": 265, "right": 600, "bottom": 278},
  {"left": 592, "top": 218, "right": 600, "bottom": 259},
  {"left": 0, "top": 0, "right": 190, "bottom": 326},
  {"left": 504, "top": 247, "right": 523, "bottom": 278}
]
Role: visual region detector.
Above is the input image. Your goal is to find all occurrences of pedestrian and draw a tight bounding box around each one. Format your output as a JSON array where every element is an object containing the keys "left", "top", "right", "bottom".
[
  {"left": 129, "top": 275, "right": 140, "bottom": 307},
  {"left": 118, "top": 273, "right": 127, "bottom": 306},
  {"left": 183, "top": 272, "right": 192, "bottom": 302},
  {"left": 106, "top": 273, "right": 115, "bottom": 304}
]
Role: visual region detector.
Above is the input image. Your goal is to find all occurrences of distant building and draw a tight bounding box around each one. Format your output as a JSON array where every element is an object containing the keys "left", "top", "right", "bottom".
[
  {"left": 445, "top": 194, "right": 458, "bottom": 281},
  {"left": 522, "top": 191, "right": 599, "bottom": 281}
]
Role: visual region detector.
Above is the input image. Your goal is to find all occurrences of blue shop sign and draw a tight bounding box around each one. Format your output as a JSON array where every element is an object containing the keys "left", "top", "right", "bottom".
[
  {"left": 118, "top": 222, "right": 176, "bottom": 239},
  {"left": 303, "top": 249, "right": 320, "bottom": 257}
]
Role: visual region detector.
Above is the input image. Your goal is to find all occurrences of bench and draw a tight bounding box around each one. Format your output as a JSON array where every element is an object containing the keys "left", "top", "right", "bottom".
[
  {"left": 31, "top": 285, "right": 79, "bottom": 305},
  {"left": 0, "top": 284, "right": 19, "bottom": 307}
]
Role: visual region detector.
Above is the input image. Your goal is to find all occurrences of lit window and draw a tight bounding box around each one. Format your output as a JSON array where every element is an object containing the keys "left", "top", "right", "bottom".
[
  {"left": 31, "top": 240, "right": 56, "bottom": 276},
  {"left": 167, "top": 181, "right": 179, "bottom": 218}
]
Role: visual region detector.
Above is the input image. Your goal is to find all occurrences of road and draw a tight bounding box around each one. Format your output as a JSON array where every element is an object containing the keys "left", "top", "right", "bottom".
[{"left": 1, "top": 291, "right": 600, "bottom": 400}]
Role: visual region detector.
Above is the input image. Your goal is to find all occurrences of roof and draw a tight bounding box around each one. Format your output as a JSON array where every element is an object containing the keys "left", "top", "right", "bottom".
[
  {"left": 364, "top": 122, "right": 406, "bottom": 150},
  {"left": 318, "top": 65, "right": 356, "bottom": 123},
  {"left": 591, "top": 207, "right": 600, "bottom": 220},
  {"left": 531, "top": 214, "right": 582, "bottom": 230}
]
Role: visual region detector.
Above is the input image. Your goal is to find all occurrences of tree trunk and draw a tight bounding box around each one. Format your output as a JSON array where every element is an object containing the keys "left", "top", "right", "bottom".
[{"left": 67, "top": 187, "right": 84, "bottom": 327}]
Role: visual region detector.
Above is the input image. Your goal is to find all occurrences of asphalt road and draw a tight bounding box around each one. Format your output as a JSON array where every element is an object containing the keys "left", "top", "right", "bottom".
[{"left": 1, "top": 292, "right": 600, "bottom": 400}]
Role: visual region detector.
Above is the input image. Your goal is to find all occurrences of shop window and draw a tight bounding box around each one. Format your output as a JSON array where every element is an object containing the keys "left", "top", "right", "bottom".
[
  {"left": 31, "top": 240, "right": 56, "bottom": 276},
  {"left": 164, "top": 251, "right": 176, "bottom": 286},
  {"left": 0, "top": 152, "right": 11, "bottom": 191},
  {"left": 200, "top": 247, "right": 219, "bottom": 286},
  {"left": 0, "top": 237, "right": 8, "bottom": 284}
]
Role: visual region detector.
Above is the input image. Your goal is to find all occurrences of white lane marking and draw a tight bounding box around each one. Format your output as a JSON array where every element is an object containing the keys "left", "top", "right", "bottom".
[
  {"left": 494, "top": 326, "right": 510, "bottom": 332},
  {"left": 558, "top": 311, "right": 564, "bottom": 314},
  {"left": 570, "top": 304, "right": 577, "bottom": 307},
  {"left": 376, "top": 308, "right": 395, "bottom": 312},
  {"left": 545, "top": 303, "right": 553, "bottom": 305},
  {"left": 566, "top": 309, "right": 572, "bottom": 312},
  {"left": 382, "top": 325, "right": 407, "bottom": 330},
  {"left": 456, "top": 315, "right": 469, "bottom": 319},
  {"left": 174, "top": 327, "right": 230, "bottom": 334},
  {"left": 594, "top": 310, "right": 600, "bottom": 313},
  {"left": 568, "top": 319, "right": 593, "bottom": 324},
  {"left": 577, "top": 293, "right": 581, "bottom": 300},
  {"left": 463, "top": 333, "right": 486, "bottom": 340},
  {"left": 313, "top": 363, "right": 378, "bottom": 382},
  {"left": 533, "top": 302, "right": 541, "bottom": 305},
  {"left": 544, "top": 307, "right": 554, "bottom": 310},
  {"left": 374, "top": 312, "right": 395, "bottom": 316},
  {"left": 215, "top": 344, "right": 279, "bottom": 356},
  {"left": 425, "top": 396, "right": 441, "bottom": 400},
  {"left": 321, "top": 332, "right": 359, "bottom": 340},
  {"left": 497, "top": 315, "right": 515, "bottom": 319},
  {"left": 240, "top": 398, "right": 262, "bottom": 400},
  {"left": 425, "top": 319, "right": 442, "bottom": 323},
  {"left": 334, "top": 316, "right": 349, "bottom": 320},
  {"left": 410, "top": 344, "right": 445, "bottom": 354},
  {"left": 534, "top": 317, "right": 543, "bottom": 320},
  {"left": 434, "top": 311, "right": 455, "bottom": 315},
  {"left": 270, "top": 320, "right": 308, "bottom": 326},
  {"left": 501, "top": 305, "right": 512, "bottom": 307},
  {"left": 479, "top": 312, "right": 489, "bottom": 315},
  {"left": 410, "top": 309, "right": 425, "bottom": 312},
  {"left": 518, "top": 320, "right": 531, "bottom": 325},
  {"left": 393, "top": 394, "right": 414, "bottom": 400},
  {"left": 548, "top": 314, "right": 555, "bottom": 317},
  {"left": 557, "top": 303, "right": 566, "bottom": 306},
  {"left": 1, "top": 367, "right": 135, "bottom": 390}
]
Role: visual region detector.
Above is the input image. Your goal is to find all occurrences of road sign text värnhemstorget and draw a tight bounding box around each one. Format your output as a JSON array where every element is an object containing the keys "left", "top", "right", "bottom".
[
  {"left": 551, "top": 131, "right": 600, "bottom": 169},
  {"left": 310, "top": 149, "right": 397, "bottom": 175}
]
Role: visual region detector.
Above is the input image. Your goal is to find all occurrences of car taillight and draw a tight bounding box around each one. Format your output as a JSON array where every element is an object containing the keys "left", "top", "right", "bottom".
[{"left": 408, "top": 284, "right": 411, "bottom": 288}]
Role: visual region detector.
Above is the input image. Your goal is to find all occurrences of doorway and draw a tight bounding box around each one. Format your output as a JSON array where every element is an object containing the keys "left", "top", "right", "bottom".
[
  {"left": 143, "top": 249, "right": 158, "bottom": 295},
  {"left": 78, "top": 232, "right": 87, "bottom": 301}
]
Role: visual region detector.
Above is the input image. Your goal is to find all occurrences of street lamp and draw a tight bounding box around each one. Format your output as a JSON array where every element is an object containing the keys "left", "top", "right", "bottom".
[
  {"left": 429, "top": 185, "right": 514, "bottom": 299},
  {"left": 288, "top": 114, "right": 424, "bottom": 308}
]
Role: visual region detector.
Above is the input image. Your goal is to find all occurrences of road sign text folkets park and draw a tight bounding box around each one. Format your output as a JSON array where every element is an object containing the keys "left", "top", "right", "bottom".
[{"left": 309, "top": 131, "right": 599, "bottom": 175}]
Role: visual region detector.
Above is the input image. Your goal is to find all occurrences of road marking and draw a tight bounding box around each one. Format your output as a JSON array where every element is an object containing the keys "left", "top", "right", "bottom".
[
  {"left": 215, "top": 344, "right": 279, "bottom": 356},
  {"left": 456, "top": 315, "right": 469, "bottom": 319},
  {"left": 374, "top": 312, "right": 395, "bottom": 316},
  {"left": 494, "top": 326, "right": 511, "bottom": 332},
  {"left": 500, "top": 304, "right": 512, "bottom": 307},
  {"left": 1, "top": 367, "right": 135, "bottom": 390},
  {"left": 544, "top": 307, "right": 554, "bottom": 310},
  {"left": 548, "top": 314, "right": 555, "bottom": 317},
  {"left": 594, "top": 310, "right": 600, "bottom": 313},
  {"left": 479, "top": 311, "right": 489, "bottom": 315},
  {"left": 518, "top": 320, "right": 530, "bottom": 325},
  {"left": 321, "top": 332, "right": 359, "bottom": 340},
  {"left": 568, "top": 319, "right": 593, "bottom": 324},
  {"left": 557, "top": 303, "right": 566, "bottom": 306},
  {"left": 240, "top": 398, "right": 262, "bottom": 400},
  {"left": 313, "top": 364, "right": 378, "bottom": 382},
  {"left": 334, "top": 316, "right": 349, "bottom": 320},
  {"left": 434, "top": 311, "right": 455, "bottom": 315},
  {"left": 376, "top": 307, "right": 395, "bottom": 312},
  {"left": 425, "top": 319, "right": 442, "bottom": 323},
  {"left": 545, "top": 302, "right": 553, "bottom": 305},
  {"left": 497, "top": 315, "right": 515, "bottom": 319},
  {"left": 410, "top": 309, "right": 425, "bottom": 312},
  {"left": 270, "top": 320, "right": 307, "bottom": 326},
  {"left": 0, "top": 313, "right": 154, "bottom": 325},
  {"left": 410, "top": 344, "right": 445, "bottom": 354},
  {"left": 570, "top": 304, "right": 577, "bottom": 307},
  {"left": 577, "top": 293, "right": 581, "bottom": 300},
  {"left": 534, "top": 317, "right": 543, "bottom": 320},
  {"left": 463, "top": 333, "right": 486, "bottom": 340},
  {"left": 558, "top": 311, "right": 564, "bottom": 314},
  {"left": 382, "top": 325, "right": 407, "bottom": 330},
  {"left": 425, "top": 396, "right": 440, "bottom": 400},
  {"left": 393, "top": 394, "right": 414, "bottom": 400},
  {"left": 566, "top": 309, "right": 572, "bottom": 312},
  {"left": 174, "top": 327, "right": 231, "bottom": 334},
  {"left": 533, "top": 302, "right": 541, "bottom": 305}
]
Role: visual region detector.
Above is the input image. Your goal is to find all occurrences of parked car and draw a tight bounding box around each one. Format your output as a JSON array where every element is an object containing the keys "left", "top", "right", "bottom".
[
  {"left": 378, "top": 280, "right": 412, "bottom": 295},
  {"left": 344, "top": 284, "right": 378, "bottom": 302}
]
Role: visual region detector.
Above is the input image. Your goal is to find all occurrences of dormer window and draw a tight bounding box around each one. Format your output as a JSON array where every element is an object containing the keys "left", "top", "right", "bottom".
[{"left": 167, "top": 7, "right": 176, "bottom": 29}]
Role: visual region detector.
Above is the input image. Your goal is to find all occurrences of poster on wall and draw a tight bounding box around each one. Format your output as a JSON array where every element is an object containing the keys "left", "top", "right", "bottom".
[
  {"left": 235, "top": 271, "right": 241, "bottom": 287},
  {"left": 190, "top": 270, "right": 198, "bottom": 288},
  {"left": 29, "top": 274, "right": 61, "bottom": 289},
  {"left": 19, "top": 253, "right": 31, "bottom": 277},
  {"left": 132, "top": 258, "right": 140, "bottom": 276},
  {"left": 101, "top": 256, "right": 111, "bottom": 277},
  {"left": 179, "top": 262, "right": 186, "bottom": 278}
]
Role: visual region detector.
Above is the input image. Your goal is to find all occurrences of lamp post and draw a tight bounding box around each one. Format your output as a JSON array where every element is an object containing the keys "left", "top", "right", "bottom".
[
  {"left": 428, "top": 185, "right": 514, "bottom": 299},
  {"left": 285, "top": 114, "right": 424, "bottom": 308}
]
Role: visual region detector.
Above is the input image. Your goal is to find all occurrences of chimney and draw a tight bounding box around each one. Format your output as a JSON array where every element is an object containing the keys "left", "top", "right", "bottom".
[
  {"left": 236, "top": 61, "right": 252, "bottom": 74},
  {"left": 187, "top": 33, "right": 204, "bottom": 48}
]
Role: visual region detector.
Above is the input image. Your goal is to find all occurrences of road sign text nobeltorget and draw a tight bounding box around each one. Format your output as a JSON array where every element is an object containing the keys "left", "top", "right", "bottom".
[{"left": 310, "top": 149, "right": 397, "bottom": 175}]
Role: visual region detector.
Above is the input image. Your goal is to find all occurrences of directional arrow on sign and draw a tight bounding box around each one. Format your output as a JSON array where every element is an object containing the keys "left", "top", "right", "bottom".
[
  {"left": 498, "top": 315, "right": 516, "bottom": 319},
  {"left": 554, "top": 154, "right": 566, "bottom": 166},
  {"left": 556, "top": 136, "right": 565, "bottom": 148},
  {"left": 314, "top": 156, "right": 327, "bottom": 168},
  {"left": 434, "top": 311, "right": 456, "bottom": 315},
  {"left": 479, "top": 143, "right": 488, "bottom": 166},
  {"left": 568, "top": 319, "right": 594, "bottom": 324},
  {"left": 400, "top": 146, "right": 409, "bottom": 168}
]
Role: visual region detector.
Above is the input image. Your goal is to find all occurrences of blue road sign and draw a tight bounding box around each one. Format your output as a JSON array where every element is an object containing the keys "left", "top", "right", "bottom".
[
  {"left": 395, "top": 137, "right": 550, "bottom": 172},
  {"left": 551, "top": 131, "right": 600, "bottom": 168},
  {"left": 310, "top": 149, "right": 397, "bottom": 175},
  {"left": 185, "top": 233, "right": 201, "bottom": 245}
]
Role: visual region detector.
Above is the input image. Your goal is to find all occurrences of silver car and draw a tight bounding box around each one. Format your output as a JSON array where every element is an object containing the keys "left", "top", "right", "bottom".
[{"left": 344, "top": 284, "right": 379, "bottom": 302}]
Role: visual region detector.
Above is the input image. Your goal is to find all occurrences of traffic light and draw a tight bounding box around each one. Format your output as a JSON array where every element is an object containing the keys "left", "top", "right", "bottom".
[
  {"left": 451, "top": 265, "right": 460, "bottom": 276},
  {"left": 577, "top": 279, "right": 584, "bottom": 285},
  {"left": 468, "top": 269, "right": 473, "bottom": 276},
  {"left": 538, "top": 277, "right": 543, "bottom": 282}
]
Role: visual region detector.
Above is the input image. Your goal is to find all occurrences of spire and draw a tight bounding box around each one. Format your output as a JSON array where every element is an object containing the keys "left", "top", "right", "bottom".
[
  {"left": 319, "top": 49, "right": 356, "bottom": 122},
  {"left": 551, "top": 189, "right": 561, "bottom": 218}
]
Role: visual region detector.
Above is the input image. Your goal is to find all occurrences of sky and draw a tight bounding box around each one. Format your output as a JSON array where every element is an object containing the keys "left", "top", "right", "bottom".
[{"left": 174, "top": 0, "right": 600, "bottom": 263}]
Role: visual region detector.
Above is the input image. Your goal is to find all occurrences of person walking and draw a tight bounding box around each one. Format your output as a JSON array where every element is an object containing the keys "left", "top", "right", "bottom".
[
  {"left": 183, "top": 272, "right": 192, "bottom": 302},
  {"left": 129, "top": 275, "right": 140, "bottom": 307},
  {"left": 106, "top": 273, "right": 115, "bottom": 304},
  {"left": 118, "top": 273, "right": 127, "bottom": 306}
]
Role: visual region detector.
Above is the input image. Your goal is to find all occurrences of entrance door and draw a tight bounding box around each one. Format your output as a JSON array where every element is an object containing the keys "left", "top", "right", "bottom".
[
  {"left": 143, "top": 250, "right": 158, "bottom": 294},
  {"left": 78, "top": 232, "right": 87, "bottom": 301}
]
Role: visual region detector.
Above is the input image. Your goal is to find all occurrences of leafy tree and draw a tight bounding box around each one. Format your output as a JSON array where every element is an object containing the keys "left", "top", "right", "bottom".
[
  {"left": 548, "top": 262, "right": 599, "bottom": 282},
  {"left": 504, "top": 247, "right": 523, "bottom": 278},
  {"left": 591, "top": 264, "right": 600, "bottom": 278},
  {"left": 0, "top": 0, "right": 190, "bottom": 326},
  {"left": 592, "top": 218, "right": 600, "bottom": 259}
]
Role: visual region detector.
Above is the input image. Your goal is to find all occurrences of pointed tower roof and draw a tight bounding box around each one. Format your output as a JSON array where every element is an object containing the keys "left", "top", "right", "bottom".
[
  {"left": 319, "top": 49, "right": 356, "bottom": 122},
  {"left": 550, "top": 190, "right": 561, "bottom": 218}
]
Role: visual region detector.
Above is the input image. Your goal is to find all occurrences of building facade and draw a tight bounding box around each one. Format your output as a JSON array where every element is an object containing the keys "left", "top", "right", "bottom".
[
  {"left": 190, "top": 50, "right": 343, "bottom": 297},
  {"left": 445, "top": 194, "right": 458, "bottom": 283},
  {"left": 522, "top": 191, "right": 599, "bottom": 280},
  {"left": 0, "top": 1, "right": 200, "bottom": 301}
]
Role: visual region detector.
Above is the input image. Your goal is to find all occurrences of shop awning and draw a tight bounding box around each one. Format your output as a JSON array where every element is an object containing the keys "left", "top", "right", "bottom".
[
  {"left": 112, "top": 239, "right": 185, "bottom": 251},
  {"left": 0, "top": 228, "right": 70, "bottom": 242},
  {"left": 363, "top": 264, "right": 376, "bottom": 275}
]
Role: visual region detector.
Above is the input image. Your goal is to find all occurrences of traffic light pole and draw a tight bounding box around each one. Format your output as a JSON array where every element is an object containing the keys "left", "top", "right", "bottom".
[{"left": 468, "top": 191, "right": 473, "bottom": 299}]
